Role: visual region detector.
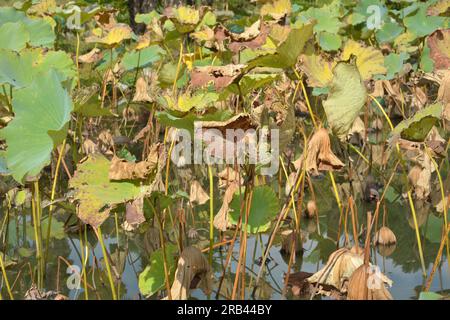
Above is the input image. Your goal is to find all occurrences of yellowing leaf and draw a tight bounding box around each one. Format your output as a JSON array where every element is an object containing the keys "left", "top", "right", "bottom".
[
  {"left": 86, "top": 24, "right": 132, "bottom": 46},
  {"left": 299, "top": 53, "right": 336, "bottom": 88},
  {"left": 341, "top": 40, "right": 386, "bottom": 81},
  {"left": 260, "top": 0, "right": 292, "bottom": 20}
]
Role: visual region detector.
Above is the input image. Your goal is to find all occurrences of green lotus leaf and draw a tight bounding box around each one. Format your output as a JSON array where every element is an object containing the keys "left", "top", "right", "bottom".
[
  {"left": 420, "top": 44, "right": 434, "bottom": 73},
  {"left": 138, "top": 244, "right": 177, "bottom": 297},
  {"left": 376, "top": 22, "right": 404, "bottom": 44},
  {"left": 297, "top": 1, "right": 343, "bottom": 33},
  {"left": 0, "top": 22, "right": 29, "bottom": 51},
  {"left": 391, "top": 103, "right": 443, "bottom": 142},
  {"left": 0, "top": 151, "right": 9, "bottom": 175},
  {"left": 0, "top": 49, "right": 76, "bottom": 89},
  {"left": 122, "top": 45, "right": 165, "bottom": 71},
  {"left": 0, "top": 7, "right": 25, "bottom": 24},
  {"left": 69, "top": 154, "right": 150, "bottom": 228},
  {"left": 0, "top": 70, "right": 73, "bottom": 183},
  {"left": 229, "top": 186, "right": 280, "bottom": 234},
  {"left": 404, "top": 5, "right": 445, "bottom": 37},
  {"left": 318, "top": 32, "right": 342, "bottom": 52},
  {"left": 0, "top": 49, "right": 33, "bottom": 87},
  {"left": 382, "top": 52, "right": 410, "bottom": 80},
  {"left": 156, "top": 109, "right": 232, "bottom": 136},
  {"left": 322, "top": 61, "right": 367, "bottom": 139},
  {"left": 419, "top": 292, "right": 445, "bottom": 300},
  {"left": 24, "top": 18, "right": 55, "bottom": 48}
]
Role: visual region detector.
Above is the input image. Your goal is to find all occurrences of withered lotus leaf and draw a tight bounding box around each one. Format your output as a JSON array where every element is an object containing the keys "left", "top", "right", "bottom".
[
  {"left": 190, "top": 64, "right": 246, "bottom": 90},
  {"left": 109, "top": 144, "right": 161, "bottom": 181},
  {"left": 165, "top": 246, "right": 212, "bottom": 300}
]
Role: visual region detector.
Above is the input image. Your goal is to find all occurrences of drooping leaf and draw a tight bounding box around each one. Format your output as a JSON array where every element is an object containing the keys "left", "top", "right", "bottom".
[
  {"left": 69, "top": 154, "right": 149, "bottom": 228},
  {"left": 0, "top": 70, "right": 73, "bottom": 183},
  {"left": 138, "top": 244, "right": 177, "bottom": 297},
  {"left": 322, "top": 61, "right": 367, "bottom": 139},
  {"left": 391, "top": 103, "right": 443, "bottom": 142},
  {"left": 229, "top": 186, "right": 280, "bottom": 234}
]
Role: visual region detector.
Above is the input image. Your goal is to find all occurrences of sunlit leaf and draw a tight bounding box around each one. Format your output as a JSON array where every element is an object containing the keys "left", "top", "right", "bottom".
[
  {"left": 0, "top": 70, "right": 73, "bottom": 183},
  {"left": 341, "top": 40, "right": 386, "bottom": 80},
  {"left": 391, "top": 103, "right": 443, "bottom": 142},
  {"left": 69, "top": 154, "right": 150, "bottom": 228},
  {"left": 322, "top": 61, "right": 367, "bottom": 139}
]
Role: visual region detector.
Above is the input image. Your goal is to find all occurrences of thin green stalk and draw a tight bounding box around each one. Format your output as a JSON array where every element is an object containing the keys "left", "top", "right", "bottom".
[
  {"left": 44, "top": 139, "right": 66, "bottom": 266},
  {"left": 96, "top": 227, "right": 117, "bottom": 300},
  {"left": 407, "top": 191, "right": 427, "bottom": 277},
  {"left": 0, "top": 251, "right": 13, "bottom": 299}
]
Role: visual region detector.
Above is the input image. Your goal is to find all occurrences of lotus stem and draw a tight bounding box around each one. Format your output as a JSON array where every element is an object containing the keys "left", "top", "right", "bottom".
[
  {"left": 407, "top": 191, "right": 427, "bottom": 277},
  {"left": 0, "top": 250, "right": 13, "bottom": 299},
  {"left": 96, "top": 227, "right": 117, "bottom": 300},
  {"left": 44, "top": 139, "right": 66, "bottom": 267}
]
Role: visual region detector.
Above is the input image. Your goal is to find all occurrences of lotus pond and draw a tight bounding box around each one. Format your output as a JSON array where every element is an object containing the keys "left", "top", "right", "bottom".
[{"left": 0, "top": 0, "right": 449, "bottom": 301}]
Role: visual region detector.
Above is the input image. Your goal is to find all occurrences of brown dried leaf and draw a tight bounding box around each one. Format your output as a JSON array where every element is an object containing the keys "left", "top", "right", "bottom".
[
  {"left": 79, "top": 48, "right": 103, "bottom": 64},
  {"left": 189, "top": 180, "right": 210, "bottom": 205},
  {"left": 294, "top": 128, "right": 344, "bottom": 175},
  {"left": 165, "top": 246, "right": 212, "bottom": 300},
  {"left": 132, "top": 77, "right": 153, "bottom": 102},
  {"left": 109, "top": 144, "right": 160, "bottom": 181},
  {"left": 123, "top": 197, "right": 145, "bottom": 231},
  {"left": 213, "top": 181, "right": 239, "bottom": 231},
  {"left": 195, "top": 113, "right": 256, "bottom": 135},
  {"left": 190, "top": 64, "right": 246, "bottom": 90}
]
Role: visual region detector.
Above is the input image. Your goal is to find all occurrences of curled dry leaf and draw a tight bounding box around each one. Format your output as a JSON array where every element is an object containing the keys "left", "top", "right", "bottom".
[
  {"left": 347, "top": 265, "right": 393, "bottom": 300},
  {"left": 294, "top": 128, "right": 344, "bottom": 175},
  {"left": 189, "top": 180, "right": 210, "bottom": 205},
  {"left": 123, "top": 197, "right": 145, "bottom": 232},
  {"left": 132, "top": 77, "right": 153, "bottom": 102},
  {"left": 109, "top": 144, "right": 160, "bottom": 181},
  {"left": 307, "top": 248, "right": 363, "bottom": 292},
  {"left": 78, "top": 48, "right": 103, "bottom": 64},
  {"left": 195, "top": 113, "right": 256, "bottom": 135},
  {"left": 165, "top": 246, "right": 212, "bottom": 300},
  {"left": 218, "top": 166, "right": 241, "bottom": 188},
  {"left": 190, "top": 64, "right": 246, "bottom": 90},
  {"left": 220, "top": 20, "right": 270, "bottom": 53},
  {"left": 213, "top": 181, "right": 240, "bottom": 231}
]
